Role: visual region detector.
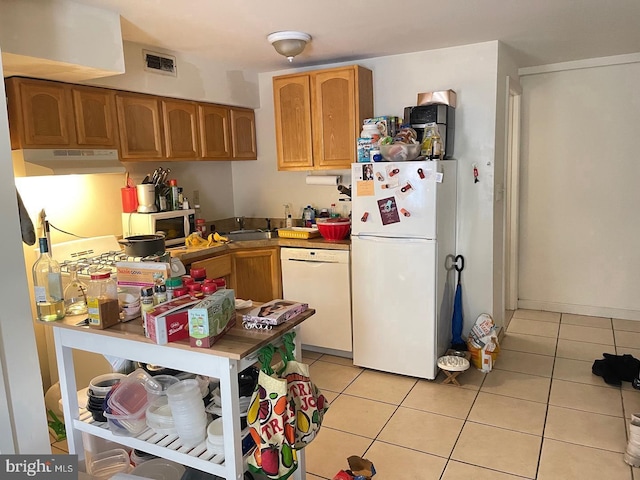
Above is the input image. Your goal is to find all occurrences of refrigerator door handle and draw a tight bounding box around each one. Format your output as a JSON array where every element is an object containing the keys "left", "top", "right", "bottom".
[{"left": 355, "top": 234, "right": 435, "bottom": 243}]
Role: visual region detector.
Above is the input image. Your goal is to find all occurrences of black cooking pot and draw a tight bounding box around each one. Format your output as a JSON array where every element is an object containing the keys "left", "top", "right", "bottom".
[{"left": 118, "top": 234, "right": 165, "bottom": 257}]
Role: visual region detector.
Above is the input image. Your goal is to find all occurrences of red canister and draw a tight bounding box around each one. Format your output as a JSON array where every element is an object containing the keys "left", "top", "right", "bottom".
[
  {"left": 202, "top": 283, "right": 218, "bottom": 296},
  {"left": 173, "top": 287, "right": 189, "bottom": 298},
  {"left": 190, "top": 268, "right": 206, "bottom": 282},
  {"left": 181, "top": 275, "right": 195, "bottom": 286},
  {"left": 212, "top": 277, "right": 226, "bottom": 289},
  {"left": 120, "top": 187, "right": 138, "bottom": 213}
]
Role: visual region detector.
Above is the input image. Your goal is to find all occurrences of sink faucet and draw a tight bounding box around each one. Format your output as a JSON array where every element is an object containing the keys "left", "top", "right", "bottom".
[
  {"left": 235, "top": 216, "right": 245, "bottom": 230},
  {"left": 265, "top": 218, "right": 271, "bottom": 231}
]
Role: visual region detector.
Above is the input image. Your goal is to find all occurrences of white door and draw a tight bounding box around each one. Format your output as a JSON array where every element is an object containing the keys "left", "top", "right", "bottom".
[
  {"left": 351, "top": 161, "right": 439, "bottom": 238},
  {"left": 351, "top": 236, "right": 438, "bottom": 378}
]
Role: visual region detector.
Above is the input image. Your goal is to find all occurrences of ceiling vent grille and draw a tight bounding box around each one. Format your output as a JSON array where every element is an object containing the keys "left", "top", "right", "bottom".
[{"left": 143, "top": 50, "right": 177, "bottom": 76}]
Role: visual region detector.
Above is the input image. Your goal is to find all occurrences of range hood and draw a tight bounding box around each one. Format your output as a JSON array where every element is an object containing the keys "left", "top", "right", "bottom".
[{"left": 12, "top": 149, "right": 126, "bottom": 176}]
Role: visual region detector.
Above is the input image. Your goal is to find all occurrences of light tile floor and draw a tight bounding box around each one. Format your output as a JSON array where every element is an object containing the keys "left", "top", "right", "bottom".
[
  {"left": 50, "top": 309, "right": 640, "bottom": 480},
  {"left": 303, "top": 310, "right": 640, "bottom": 480}
]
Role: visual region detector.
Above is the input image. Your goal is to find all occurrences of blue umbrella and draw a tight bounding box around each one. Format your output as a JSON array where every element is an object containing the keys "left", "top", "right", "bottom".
[{"left": 451, "top": 255, "right": 466, "bottom": 349}]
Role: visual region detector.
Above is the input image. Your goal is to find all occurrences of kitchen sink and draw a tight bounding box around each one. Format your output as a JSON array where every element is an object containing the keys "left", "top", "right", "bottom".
[{"left": 223, "top": 229, "right": 278, "bottom": 241}]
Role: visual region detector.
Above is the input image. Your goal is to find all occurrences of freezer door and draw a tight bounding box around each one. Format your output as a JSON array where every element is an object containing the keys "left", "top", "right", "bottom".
[
  {"left": 351, "top": 235, "right": 438, "bottom": 378},
  {"left": 351, "top": 161, "right": 439, "bottom": 238}
]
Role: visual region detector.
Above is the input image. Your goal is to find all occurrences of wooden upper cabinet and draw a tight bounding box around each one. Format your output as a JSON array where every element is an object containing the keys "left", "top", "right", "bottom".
[
  {"left": 161, "top": 99, "right": 199, "bottom": 159},
  {"left": 230, "top": 108, "right": 257, "bottom": 160},
  {"left": 71, "top": 86, "right": 118, "bottom": 147},
  {"left": 199, "top": 104, "right": 231, "bottom": 159},
  {"left": 5, "top": 77, "right": 74, "bottom": 148},
  {"left": 116, "top": 93, "right": 164, "bottom": 160},
  {"left": 273, "top": 65, "right": 373, "bottom": 171},
  {"left": 273, "top": 75, "right": 313, "bottom": 170}
]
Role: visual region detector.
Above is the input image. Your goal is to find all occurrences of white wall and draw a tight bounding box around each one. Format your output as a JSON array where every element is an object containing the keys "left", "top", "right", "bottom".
[
  {"left": 234, "top": 42, "right": 502, "bottom": 332},
  {"left": 519, "top": 58, "right": 640, "bottom": 319},
  {"left": 82, "top": 40, "right": 261, "bottom": 222},
  {"left": 0, "top": 0, "right": 124, "bottom": 81},
  {"left": 0, "top": 48, "right": 50, "bottom": 453}
]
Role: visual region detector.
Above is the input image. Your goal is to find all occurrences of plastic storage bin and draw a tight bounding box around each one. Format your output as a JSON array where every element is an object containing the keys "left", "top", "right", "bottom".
[{"left": 86, "top": 448, "right": 131, "bottom": 479}]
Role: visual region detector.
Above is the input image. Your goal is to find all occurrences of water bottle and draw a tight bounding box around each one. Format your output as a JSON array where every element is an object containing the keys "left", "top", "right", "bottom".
[{"left": 303, "top": 205, "right": 315, "bottom": 228}]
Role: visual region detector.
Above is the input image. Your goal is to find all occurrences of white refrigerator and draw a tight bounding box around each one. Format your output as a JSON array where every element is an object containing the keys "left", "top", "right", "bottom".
[{"left": 351, "top": 160, "right": 457, "bottom": 379}]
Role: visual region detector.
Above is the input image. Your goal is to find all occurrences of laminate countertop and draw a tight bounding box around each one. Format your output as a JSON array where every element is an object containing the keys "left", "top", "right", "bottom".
[{"left": 169, "top": 236, "right": 351, "bottom": 264}]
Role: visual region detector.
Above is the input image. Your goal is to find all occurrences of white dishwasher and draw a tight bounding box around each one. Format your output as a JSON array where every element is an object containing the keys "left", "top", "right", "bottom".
[{"left": 280, "top": 247, "right": 352, "bottom": 354}]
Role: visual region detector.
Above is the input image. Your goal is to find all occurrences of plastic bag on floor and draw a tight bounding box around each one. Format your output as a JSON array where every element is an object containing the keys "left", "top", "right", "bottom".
[{"left": 467, "top": 313, "right": 500, "bottom": 372}]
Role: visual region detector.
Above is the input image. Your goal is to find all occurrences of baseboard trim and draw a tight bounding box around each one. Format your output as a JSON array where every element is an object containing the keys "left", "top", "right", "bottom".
[{"left": 517, "top": 300, "right": 640, "bottom": 321}]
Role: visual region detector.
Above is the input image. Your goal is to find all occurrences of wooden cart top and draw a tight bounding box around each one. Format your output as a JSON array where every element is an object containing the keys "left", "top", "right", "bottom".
[{"left": 37, "top": 306, "right": 315, "bottom": 361}]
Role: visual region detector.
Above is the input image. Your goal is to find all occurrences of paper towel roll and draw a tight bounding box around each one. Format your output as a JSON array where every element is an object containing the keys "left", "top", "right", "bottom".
[{"left": 305, "top": 175, "right": 340, "bottom": 186}]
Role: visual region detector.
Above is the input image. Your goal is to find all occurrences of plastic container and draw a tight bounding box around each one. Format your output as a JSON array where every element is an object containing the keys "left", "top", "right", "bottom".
[
  {"left": 130, "top": 449, "right": 158, "bottom": 467},
  {"left": 89, "top": 373, "right": 126, "bottom": 397},
  {"left": 361, "top": 123, "right": 381, "bottom": 145},
  {"left": 87, "top": 448, "right": 131, "bottom": 478},
  {"left": 145, "top": 374, "right": 180, "bottom": 401},
  {"left": 107, "top": 368, "right": 157, "bottom": 417},
  {"left": 131, "top": 459, "right": 185, "bottom": 480},
  {"left": 146, "top": 397, "right": 176, "bottom": 435},
  {"left": 104, "top": 409, "right": 147, "bottom": 436},
  {"left": 379, "top": 142, "right": 421, "bottom": 161},
  {"left": 206, "top": 418, "right": 224, "bottom": 453}
]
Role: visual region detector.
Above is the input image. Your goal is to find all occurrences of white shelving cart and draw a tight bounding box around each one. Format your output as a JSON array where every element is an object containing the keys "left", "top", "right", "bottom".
[{"left": 43, "top": 309, "right": 314, "bottom": 480}]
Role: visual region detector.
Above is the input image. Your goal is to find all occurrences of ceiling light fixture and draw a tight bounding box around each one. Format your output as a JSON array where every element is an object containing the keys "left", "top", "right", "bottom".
[{"left": 267, "top": 31, "right": 312, "bottom": 62}]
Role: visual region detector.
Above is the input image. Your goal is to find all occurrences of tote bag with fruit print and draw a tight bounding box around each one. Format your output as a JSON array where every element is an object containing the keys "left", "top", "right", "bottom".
[
  {"left": 247, "top": 345, "right": 298, "bottom": 480},
  {"left": 277, "top": 333, "right": 330, "bottom": 449}
]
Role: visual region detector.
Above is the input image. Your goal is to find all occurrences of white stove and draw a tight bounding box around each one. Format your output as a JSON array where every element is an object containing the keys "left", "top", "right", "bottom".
[{"left": 46, "top": 235, "right": 183, "bottom": 281}]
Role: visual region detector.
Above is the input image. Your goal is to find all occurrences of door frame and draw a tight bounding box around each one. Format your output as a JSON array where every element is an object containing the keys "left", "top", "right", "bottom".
[{"left": 504, "top": 76, "right": 522, "bottom": 312}]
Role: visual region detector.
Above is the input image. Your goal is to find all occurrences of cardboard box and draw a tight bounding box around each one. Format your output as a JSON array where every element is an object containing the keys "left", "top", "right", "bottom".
[
  {"left": 145, "top": 295, "right": 200, "bottom": 345},
  {"left": 116, "top": 261, "right": 170, "bottom": 289},
  {"left": 188, "top": 289, "right": 236, "bottom": 348}
]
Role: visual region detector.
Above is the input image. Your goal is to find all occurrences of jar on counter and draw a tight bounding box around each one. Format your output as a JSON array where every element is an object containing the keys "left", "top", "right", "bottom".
[
  {"left": 153, "top": 284, "right": 168, "bottom": 305},
  {"left": 361, "top": 123, "right": 381, "bottom": 145},
  {"left": 87, "top": 271, "right": 119, "bottom": 329},
  {"left": 173, "top": 287, "right": 189, "bottom": 298},
  {"left": 187, "top": 283, "right": 203, "bottom": 299},
  {"left": 195, "top": 218, "right": 207, "bottom": 237},
  {"left": 165, "top": 277, "right": 183, "bottom": 301},
  {"left": 140, "top": 286, "right": 155, "bottom": 336}
]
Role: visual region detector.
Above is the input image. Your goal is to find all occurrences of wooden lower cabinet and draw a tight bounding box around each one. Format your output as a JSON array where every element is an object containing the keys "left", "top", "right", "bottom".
[
  {"left": 190, "top": 253, "right": 232, "bottom": 285},
  {"left": 187, "top": 248, "right": 282, "bottom": 303},
  {"left": 231, "top": 248, "right": 281, "bottom": 303}
]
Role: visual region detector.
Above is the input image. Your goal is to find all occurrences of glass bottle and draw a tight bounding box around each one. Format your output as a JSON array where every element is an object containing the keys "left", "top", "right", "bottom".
[
  {"left": 63, "top": 264, "right": 88, "bottom": 315},
  {"left": 32, "top": 237, "right": 65, "bottom": 321},
  {"left": 420, "top": 123, "right": 443, "bottom": 160}
]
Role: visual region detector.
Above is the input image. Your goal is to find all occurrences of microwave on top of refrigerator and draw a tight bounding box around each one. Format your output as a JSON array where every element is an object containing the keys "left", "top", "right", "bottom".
[{"left": 122, "top": 209, "right": 195, "bottom": 247}]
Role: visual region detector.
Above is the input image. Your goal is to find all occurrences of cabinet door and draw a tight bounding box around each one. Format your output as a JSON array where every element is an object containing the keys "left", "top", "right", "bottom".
[
  {"left": 230, "top": 108, "right": 257, "bottom": 160},
  {"left": 273, "top": 75, "right": 313, "bottom": 171},
  {"left": 231, "top": 248, "right": 282, "bottom": 303},
  {"left": 190, "top": 254, "right": 232, "bottom": 284},
  {"left": 198, "top": 104, "right": 231, "bottom": 159},
  {"left": 72, "top": 87, "right": 118, "bottom": 147},
  {"left": 6, "top": 78, "right": 73, "bottom": 148},
  {"left": 116, "top": 94, "right": 164, "bottom": 160},
  {"left": 312, "top": 68, "right": 357, "bottom": 169},
  {"left": 162, "top": 99, "right": 199, "bottom": 159}
]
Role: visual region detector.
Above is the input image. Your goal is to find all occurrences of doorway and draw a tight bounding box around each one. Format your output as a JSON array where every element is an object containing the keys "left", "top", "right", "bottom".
[{"left": 503, "top": 76, "right": 522, "bottom": 326}]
